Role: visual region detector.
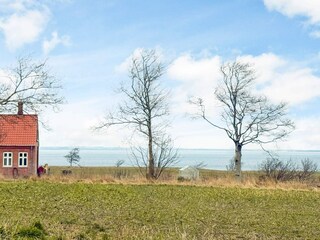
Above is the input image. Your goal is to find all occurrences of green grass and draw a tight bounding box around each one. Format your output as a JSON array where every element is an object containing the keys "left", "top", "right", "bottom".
[{"left": 0, "top": 181, "right": 319, "bottom": 239}]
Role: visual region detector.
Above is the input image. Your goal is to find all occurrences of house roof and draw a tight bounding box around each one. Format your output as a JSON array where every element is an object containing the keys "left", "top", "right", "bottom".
[{"left": 0, "top": 115, "right": 38, "bottom": 146}]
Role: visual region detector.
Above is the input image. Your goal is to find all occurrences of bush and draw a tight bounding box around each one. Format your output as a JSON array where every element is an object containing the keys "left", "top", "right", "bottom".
[
  {"left": 226, "top": 158, "right": 236, "bottom": 172},
  {"left": 177, "top": 176, "right": 189, "bottom": 182},
  {"left": 226, "top": 158, "right": 243, "bottom": 172},
  {"left": 260, "top": 157, "right": 318, "bottom": 182},
  {"left": 298, "top": 158, "right": 318, "bottom": 181}
]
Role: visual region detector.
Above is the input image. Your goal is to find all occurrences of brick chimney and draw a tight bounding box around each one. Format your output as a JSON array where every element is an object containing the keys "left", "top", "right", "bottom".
[{"left": 18, "top": 102, "right": 23, "bottom": 115}]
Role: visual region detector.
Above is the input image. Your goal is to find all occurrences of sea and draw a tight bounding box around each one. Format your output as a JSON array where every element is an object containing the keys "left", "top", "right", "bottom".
[{"left": 39, "top": 147, "right": 320, "bottom": 170}]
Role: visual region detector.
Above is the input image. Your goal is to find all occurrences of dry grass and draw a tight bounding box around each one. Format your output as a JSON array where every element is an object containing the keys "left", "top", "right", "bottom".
[{"left": 20, "top": 166, "right": 319, "bottom": 191}]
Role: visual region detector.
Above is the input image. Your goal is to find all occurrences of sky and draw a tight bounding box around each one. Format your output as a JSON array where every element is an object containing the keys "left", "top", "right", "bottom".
[{"left": 0, "top": 0, "right": 320, "bottom": 150}]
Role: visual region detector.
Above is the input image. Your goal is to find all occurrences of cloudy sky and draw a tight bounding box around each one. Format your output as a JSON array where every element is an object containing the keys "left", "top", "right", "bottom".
[{"left": 0, "top": 0, "right": 320, "bottom": 150}]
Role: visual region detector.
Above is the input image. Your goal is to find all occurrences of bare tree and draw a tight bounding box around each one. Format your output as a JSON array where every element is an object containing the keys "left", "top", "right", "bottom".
[
  {"left": 191, "top": 61, "right": 294, "bottom": 178},
  {"left": 96, "top": 49, "right": 178, "bottom": 179},
  {"left": 0, "top": 55, "right": 64, "bottom": 115}
]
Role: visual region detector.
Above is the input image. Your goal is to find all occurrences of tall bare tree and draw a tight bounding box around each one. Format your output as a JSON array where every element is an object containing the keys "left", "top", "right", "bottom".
[
  {"left": 0, "top": 55, "right": 64, "bottom": 114},
  {"left": 97, "top": 49, "right": 178, "bottom": 179},
  {"left": 191, "top": 61, "right": 294, "bottom": 178}
]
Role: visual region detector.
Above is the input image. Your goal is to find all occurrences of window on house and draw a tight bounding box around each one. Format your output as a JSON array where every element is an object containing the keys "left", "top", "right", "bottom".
[
  {"left": 19, "top": 152, "right": 28, "bottom": 167},
  {"left": 3, "top": 152, "right": 13, "bottom": 167}
]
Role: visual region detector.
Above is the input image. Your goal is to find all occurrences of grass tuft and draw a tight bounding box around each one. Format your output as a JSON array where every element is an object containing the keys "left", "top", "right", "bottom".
[{"left": 16, "top": 227, "right": 45, "bottom": 239}]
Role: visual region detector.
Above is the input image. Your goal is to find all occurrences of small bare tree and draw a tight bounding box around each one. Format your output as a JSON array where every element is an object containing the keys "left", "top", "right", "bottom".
[
  {"left": 0, "top": 55, "right": 63, "bottom": 115},
  {"left": 191, "top": 61, "right": 294, "bottom": 179},
  {"left": 96, "top": 49, "right": 178, "bottom": 179},
  {"left": 64, "top": 148, "right": 81, "bottom": 167},
  {"left": 131, "top": 136, "right": 179, "bottom": 179}
]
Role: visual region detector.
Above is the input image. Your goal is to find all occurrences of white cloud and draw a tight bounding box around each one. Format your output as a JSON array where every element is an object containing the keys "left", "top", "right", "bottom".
[
  {"left": 237, "top": 53, "right": 286, "bottom": 84},
  {"left": 0, "top": 69, "right": 11, "bottom": 85},
  {"left": 43, "top": 31, "right": 71, "bottom": 55},
  {"left": 167, "top": 54, "right": 221, "bottom": 115},
  {"left": 0, "top": 0, "right": 50, "bottom": 50},
  {"left": 0, "top": 0, "right": 32, "bottom": 12},
  {"left": 114, "top": 48, "right": 145, "bottom": 74},
  {"left": 237, "top": 53, "right": 320, "bottom": 105},
  {"left": 166, "top": 54, "right": 234, "bottom": 150},
  {"left": 263, "top": 0, "right": 320, "bottom": 25},
  {"left": 41, "top": 97, "right": 132, "bottom": 147},
  {"left": 262, "top": 68, "right": 320, "bottom": 105},
  {"left": 115, "top": 47, "right": 164, "bottom": 74},
  {"left": 171, "top": 117, "right": 231, "bottom": 149},
  {"left": 169, "top": 54, "right": 221, "bottom": 84},
  {"left": 279, "top": 117, "right": 320, "bottom": 150},
  {"left": 310, "top": 30, "right": 320, "bottom": 39},
  {"left": 264, "top": 0, "right": 320, "bottom": 38},
  {"left": 167, "top": 52, "right": 320, "bottom": 114}
]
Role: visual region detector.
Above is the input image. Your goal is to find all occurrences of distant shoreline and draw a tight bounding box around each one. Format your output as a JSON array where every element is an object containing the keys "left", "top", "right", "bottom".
[{"left": 40, "top": 146, "right": 320, "bottom": 152}]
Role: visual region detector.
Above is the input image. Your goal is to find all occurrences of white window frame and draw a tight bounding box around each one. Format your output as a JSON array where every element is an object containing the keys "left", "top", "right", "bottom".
[
  {"left": 18, "top": 152, "right": 28, "bottom": 167},
  {"left": 3, "top": 152, "right": 13, "bottom": 167}
]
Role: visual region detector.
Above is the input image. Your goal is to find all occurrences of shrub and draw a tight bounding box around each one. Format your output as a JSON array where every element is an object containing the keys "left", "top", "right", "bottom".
[
  {"left": 177, "top": 176, "right": 188, "bottom": 182},
  {"left": 226, "top": 158, "right": 243, "bottom": 172},
  {"left": 226, "top": 158, "right": 236, "bottom": 172},
  {"left": 260, "top": 157, "right": 318, "bottom": 182},
  {"left": 297, "top": 158, "right": 318, "bottom": 181}
]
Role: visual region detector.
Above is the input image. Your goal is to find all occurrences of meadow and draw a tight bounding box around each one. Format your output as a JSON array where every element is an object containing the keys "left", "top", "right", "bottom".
[{"left": 0, "top": 169, "right": 319, "bottom": 239}]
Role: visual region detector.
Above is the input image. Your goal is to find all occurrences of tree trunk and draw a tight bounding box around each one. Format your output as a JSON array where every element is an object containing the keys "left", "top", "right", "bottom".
[
  {"left": 234, "top": 142, "right": 242, "bottom": 179},
  {"left": 147, "top": 128, "right": 155, "bottom": 179}
]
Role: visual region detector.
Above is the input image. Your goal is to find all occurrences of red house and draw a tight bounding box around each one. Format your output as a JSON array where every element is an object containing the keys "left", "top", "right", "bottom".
[{"left": 0, "top": 103, "right": 39, "bottom": 177}]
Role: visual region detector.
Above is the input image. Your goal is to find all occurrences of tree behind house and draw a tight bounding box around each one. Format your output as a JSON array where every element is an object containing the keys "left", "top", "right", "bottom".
[
  {"left": 65, "top": 148, "right": 80, "bottom": 167},
  {"left": 0, "top": 55, "right": 64, "bottom": 115}
]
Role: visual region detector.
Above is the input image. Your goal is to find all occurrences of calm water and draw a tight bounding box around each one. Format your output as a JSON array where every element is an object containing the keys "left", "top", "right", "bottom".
[{"left": 39, "top": 147, "right": 320, "bottom": 170}]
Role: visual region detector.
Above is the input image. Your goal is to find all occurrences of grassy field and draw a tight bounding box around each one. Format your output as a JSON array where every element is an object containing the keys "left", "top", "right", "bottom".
[
  {"left": 47, "top": 166, "right": 235, "bottom": 181},
  {"left": 45, "top": 166, "right": 320, "bottom": 189},
  {"left": 0, "top": 180, "right": 319, "bottom": 239}
]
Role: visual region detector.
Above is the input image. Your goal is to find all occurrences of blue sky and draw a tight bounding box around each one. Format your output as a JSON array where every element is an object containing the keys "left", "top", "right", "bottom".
[{"left": 1, "top": 0, "right": 320, "bottom": 150}]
